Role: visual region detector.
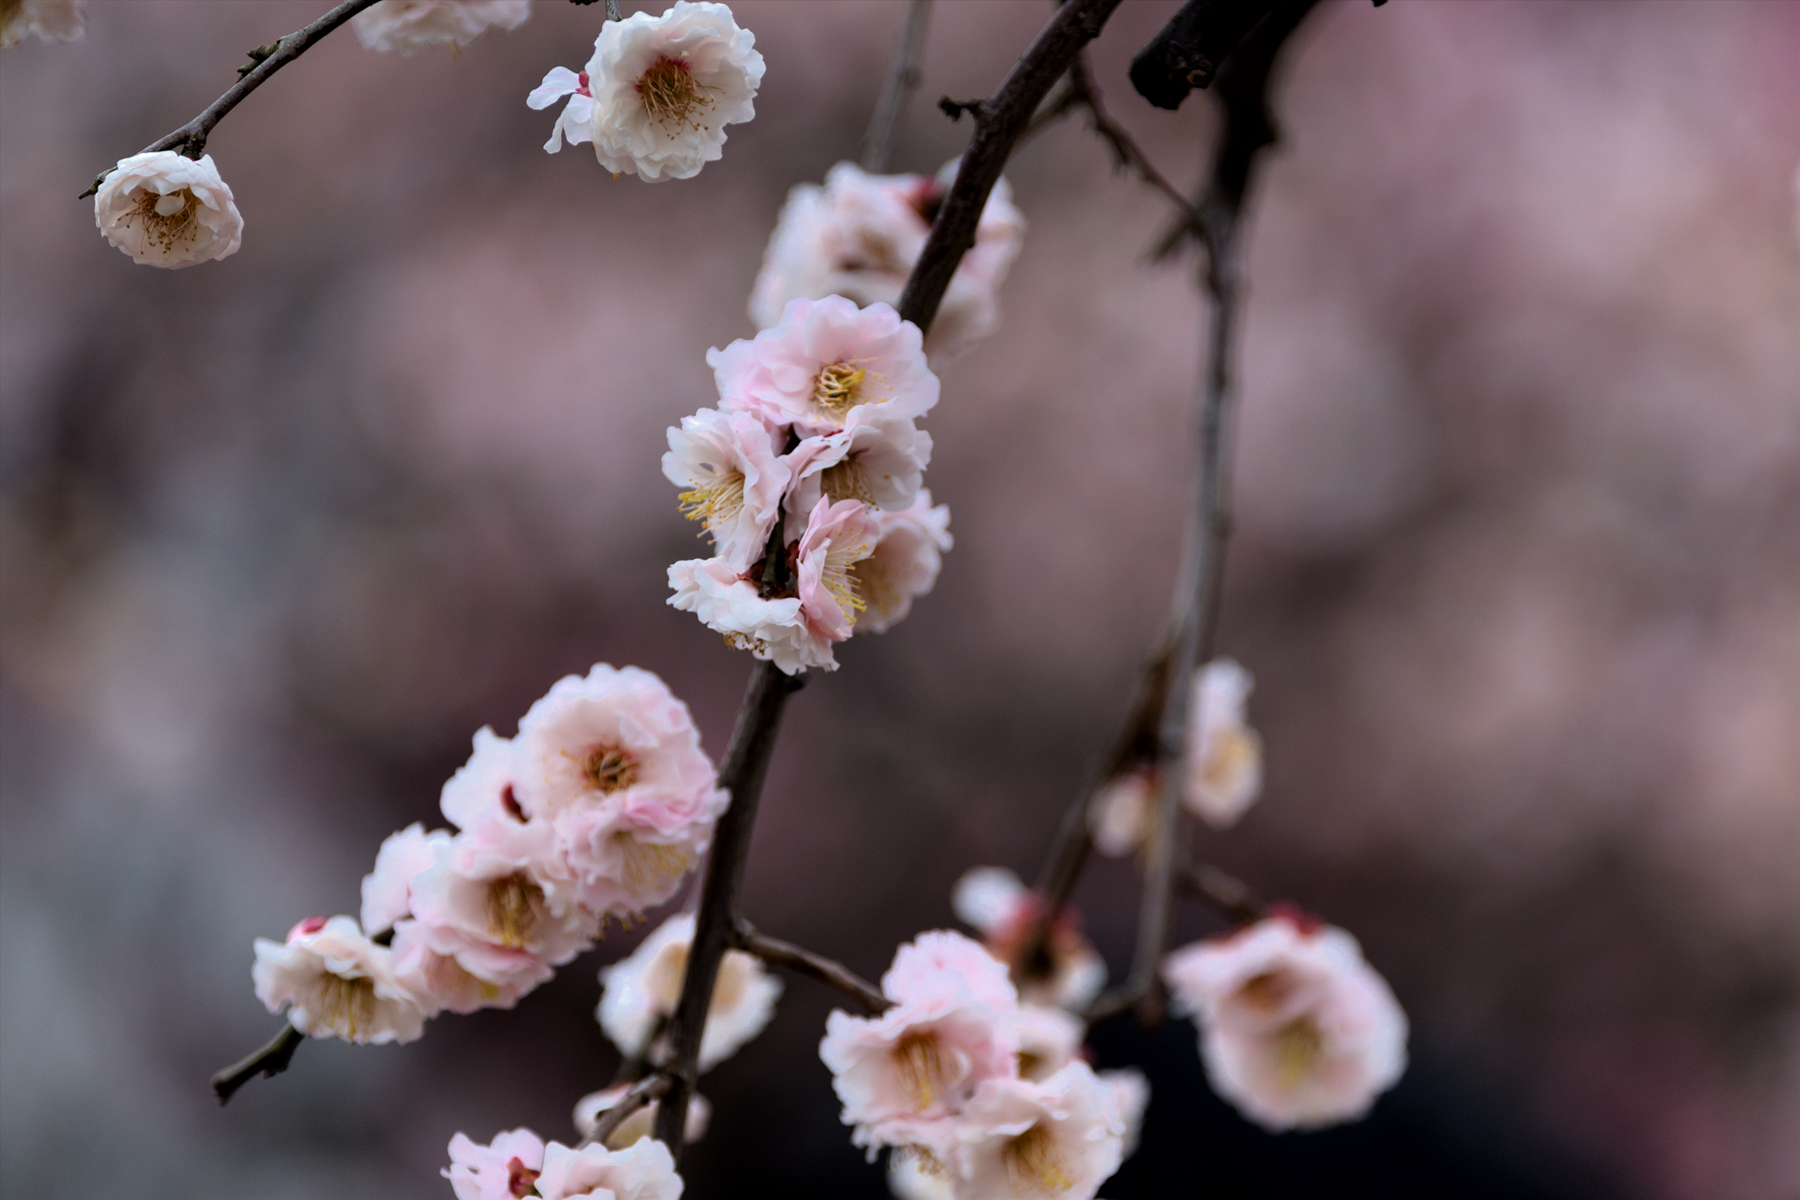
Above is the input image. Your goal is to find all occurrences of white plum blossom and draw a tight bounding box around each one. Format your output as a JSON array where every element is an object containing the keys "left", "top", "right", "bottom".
[
  {"left": 1087, "top": 769, "right": 1155, "bottom": 859},
  {"left": 351, "top": 0, "right": 528, "bottom": 55},
  {"left": 531, "top": 0, "right": 763, "bottom": 182},
  {"left": 710, "top": 296, "right": 939, "bottom": 437},
  {"left": 597, "top": 913, "right": 782, "bottom": 1072},
  {"left": 1162, "top": 913, "right": 1408, "bottom": 1131},
  {"left": 361, "top": 822, "right": 452, "bottom": 934},
  {"left": 952, "top": 867, "right": 1106, "bottom": 1012},
  {"left": 662, "top": 407, "right": 791, "bottom": 572},
  {"left": 949, "top": 1063, "right": 1126, "bottom": 1200},
  {"left": 440, "top": 725, "right": 525, "bottom": 830},
  {"left": 574, "top": 1085, "right": 711, "bottom": 1150},
  {"left": 535, "top": 1137, "right": 685, "bottom": 1200},
  {"left": 252, "top": 915, "right": 426, "bottom": 1044},
  {"left": 445, "top": 1128, "right": 546, "bottom": 1200},
  {"left": 514, "top": 664, "right": 728, "bottom": 916},
  {"left": 852, "top": 490, "right": 952, "bottom": 635},
  {"left": 666, "top": 555, "right": 816, "bottom": 673},
  {"left": 1099, "top": 1068, "right": 1149, "bottom": 1159},
  {"left": 782, "top": 414, "right": 932, "bottom": 540},
  {"left": 94, "top": 151, "right": 242, "bottom": 269},
  {"left": 749, "top": 160, "right": 1026, "bottom": 364},
  {"left": 0, "top": 0, "right": 83, "bottom": 47},
  {"left": 1183, "top": 658, "right": 1264, "bottom": 827},
  {"left": 1013, "top": 1004, "right": 1085, "bottom": 1082},
  {"left": 887, "top": 1147, "right": 954, "bottom": 1200}
]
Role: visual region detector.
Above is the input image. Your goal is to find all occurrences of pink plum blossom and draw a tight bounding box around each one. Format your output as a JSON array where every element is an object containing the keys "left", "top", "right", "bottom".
[
  {"left": 444, "top": 1128, "right": 546, "bottom": 1200},
  {"left": 535, "top": 1136, "right": 684, "bottom": 1200},
  {"left": 1183, "top": 658, "right": 1264, "bottom": 828},
  {"left": 361, "top": 822, "right": 452, "bottom": 935},
  {"left": 665, "top": 556, "right": 818, "bottom": 674},
  {"left": 662, "top": 407, "right": 791, "bottom": 572},
  {"left": 794, "top": 497, "right": 880, "bottom": 645},
  {"left": 252, "top": 915, "right": 425, "bottom": 1044},
  {"left": 440, "top": 725, "right": 525, "bottom": 831},
  {"left": 949, "top": 1063, "right": 1126, "bottom": 1200},
  {"left": 1162, "top": 913, "right": 1408, "bottom": 1131},
  {"left": 597, "top": 913, "right": 782, "bottom": 1072},
  {"left": 390, "top": 918, "right": 540, "bottom": 1015},
  {"left": 1014, "top": 1004, "right": 1086, "bottom": 1082},
  {"left": 851, "top": 490, "right": 952, "bottom": 635},
  {"left": 781, "top": 415, "right": 933, "bottom": 541}
]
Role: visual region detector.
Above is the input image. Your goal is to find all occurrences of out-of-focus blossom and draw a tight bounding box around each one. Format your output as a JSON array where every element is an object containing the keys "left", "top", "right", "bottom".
[
  {"left": 574, "top": 1085, "right": 710, "bottom": 1150},
  {"left": 361, "top": 822, "right": 452, "bottom": 934},
  {"left": 820, "top": 931, "right": 1020, "bottom": 1157},
  {"left": 94, "top": 151, "right": 242, "bottom": 269},
  {"left": 352, "top": 0, "right": 528, "bottom": 55},
  {"left": 514, "top": 664, "right": 727, "bottom": 915},
  {"left": 533, "top": 0, "right": 763, "bottom": 182},
  {"left": 949, "top": 1063, "right": 1126, "bottom": 1200},
  {"left": 783, "top": 415, "right": 932, "bottom": 539},
  {"left": 444, "top": 1128, "right": 546, "bottom": 1200},
  {"left": 252, "top": 915, "right": 426, "bottom": 1044},
  {"left": 952, "top": 867, "right": 1106, "bottom": 1012},
  {"left": 710, "top": 297, "right": 938, "bottom": 437},
  {"left": 440, "top": 725, "right": 524, "bottom": 831},
  {"left": 596, "top": 913, "right": 782, "bottom": 1072},
  {"left": 1183, "top": 658, "right": 1263, "bottom": 827},
  {"left": 535, "top": 1137, "right": 685, "bottom": 1200},
  {"left": 1087, "top": 769, "right": 1155, "bottom": 858},
  {"left": 0, "top": 0, "right": 83, "bottom": 47},
  {"left": 1014, "top": 1004, "right": 1085, "bottom": 1082},
  {"left": 1163, "top": 913, "right": 1408, "bottom": 1131},
  {"left": 663, "top": 407, "right": 791, "bottom": 572},
  {"left": 886, "top": 1146, "right": 953, "bottom": 1200},
  {"left": 1098, "top": 1068, "right": 1149, "bottom": 1159},
  {"left": 852, "top": 490, "right": 951, "bottom": 635},
  {"left": 749, "top": 160, "right": 1025, "bottom": 364}
]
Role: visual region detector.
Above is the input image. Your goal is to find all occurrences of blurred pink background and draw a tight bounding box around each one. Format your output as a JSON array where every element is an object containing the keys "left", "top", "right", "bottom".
[{"left": 2, "top": 2, "right": 1796, "bottom": 1198}]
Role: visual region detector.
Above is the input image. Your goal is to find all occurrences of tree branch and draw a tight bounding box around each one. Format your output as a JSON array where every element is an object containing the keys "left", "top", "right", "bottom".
[
  {"left": 1062, "top": 52, "right": 1209, "bottom": 253},
  {"left": 862, "top": 0, "right": 933, "bottom": 174},
  {"left": 210, "top": 1023, "right": 304, "bottom": 1106},
  {"left": 1179, "top": 859, "right": 1264, "bottom": 926},
  {"left": 735, "top": 922, "right": 889, "bottom": 1015},
  {"left": 80, "top": 0, "right": 379, "bottom": 198},
  {"left": 578, "top": 1072, "right": 671, "bottom": 1148}
]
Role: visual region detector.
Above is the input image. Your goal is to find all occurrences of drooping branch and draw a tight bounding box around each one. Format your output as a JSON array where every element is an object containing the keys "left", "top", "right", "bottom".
[
  {"left": 80, "top": 0, "right": 380, "bottom": 198},
  {"left": 578, "top": 1073, "right": 671, "bottom": 1149},
  {"left": 736, "top": 922, "right": 889, "bottom": 1015},
  {"left": 653, "top": 0, "right": 1126, "bottom": 1164},
  {"left": 861, "top": 0, "right": 933, "bottom": 174},
  {"left": 211, "top": 1023, "right": 304, "bottom": 1106}
]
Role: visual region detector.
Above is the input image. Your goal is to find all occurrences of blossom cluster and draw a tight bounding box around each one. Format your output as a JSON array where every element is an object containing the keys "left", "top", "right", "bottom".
[
  {"left": 750, "top": 160, "right": 1026, "bottom": 364},
  {"left": 252, "top": 664, "right": 727, "bottom": 1045},
  {"left": 445, "top": 1127, "right": 683, "bottom": 1200},
  {"left": 821, "top": 931, "right": 1144, "bottom": 1200},
  {"left": 666, "top": 294, "right": 952, "bottom": 673},
  {"left": 531, "top": 1, "right": 764, "bottom": 182}
]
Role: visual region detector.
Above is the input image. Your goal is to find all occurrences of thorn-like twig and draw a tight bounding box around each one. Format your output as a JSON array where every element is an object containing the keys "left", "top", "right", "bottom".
[
  {"left": 736, "top": 922, "right": 889, "bottom": 1015},
  {"left": 211, "top": 1024, "right": 304, "bottom": 1106}
]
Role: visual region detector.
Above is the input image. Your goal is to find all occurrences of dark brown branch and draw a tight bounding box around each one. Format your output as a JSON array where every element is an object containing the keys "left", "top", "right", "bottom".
[
  {"left": 1064, "top": 53, "right": 1209, "bottom": 252},
  {"left": 81, "top": 0, "right": 379, "bottom": 198},
  {"left": 210, "top": 1023, "right": 303, "bottom": 1106},
  {"left": 578, "top": 1073, "right": 671, "bottom": 1149},
  {"left": 1129, "top": 0, "right": 1274, "bottom": 111},
  {"left": 736, "top": 923, "right": 889, "bottom": 1015},
  {"left": 862, "top": 0, "right": 933, "bottom": 173}
]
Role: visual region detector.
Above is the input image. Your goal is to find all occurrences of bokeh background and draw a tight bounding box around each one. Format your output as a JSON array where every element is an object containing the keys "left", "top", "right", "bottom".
[{"left": 2, "top": 2, "right": 1797, "bottom": 1197}]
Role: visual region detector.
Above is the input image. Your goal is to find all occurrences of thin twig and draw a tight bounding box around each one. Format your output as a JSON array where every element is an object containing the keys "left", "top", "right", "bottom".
[
  {"left": 862, "top": 0, "right": 933, "bottom": 173},
  {"left": 1179, "top": 859, "right": 1264, "bottom": 926},
  {"left": 606, "top": 0, "right": 623, "bottom": 22},
  {"left": 210, "top": 1023, "right": 304, "bottom": 1106},
  {"left": 736, "top": 923, "right": 889, "bottom": 1015},
  {"left": 80, "top": 0, "right": 380, "bottom": 198},
  {"left": 578, "top": 1073, "right": 671, "bottom": 1149},
  {"left": 1064, "top": 53, "right": 1209, "bottom": 252},
  {"left": 654, "top": 0, "right": 1125, "bottom": 1165}
]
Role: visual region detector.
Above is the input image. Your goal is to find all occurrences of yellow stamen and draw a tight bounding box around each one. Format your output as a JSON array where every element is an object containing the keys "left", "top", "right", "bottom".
[
  {"left": 1003, "top": 1124, "right": 1074, "bottom": 1195},
  {"left": 678, "top": 472, "right": 747, "bottom": 538},
  {"left": 1201, "top": 726, "right": 1262, "bottom": 793},
  {"left": 812, "top": 362, "right": 866, "bottom": 418},
  {"left": 582, "top": 743, "right": 639, "bottom": 793},
  {"left": 123, "top": 188, "right": 201, "bottom": 253},
  {"left": 848, "top": 552, "right": 895, "bottom": 626},
  {"left": 316, "top": 973, "right": 378, "bottom": 1039},
  {"left": 615, "top": 834, "right": 696, "bottom": 896},
  {"left": 485, "top": 873, "right": 546, "bottom": 949},
  {"left": 1273, "top": 1017, "right": 1325, "bottom": 1088},
  {"left": 637, "top": 57, "right": 711, "bottom": 130},
  {"left": 822, "top": 537, "right": 869, "bottom": 624},
  {"left": 820, "top": 459, "right": 876, "bottom": 506},
  {"left": 893, "top": 1032, "right": 948, "bottom": 1110}
]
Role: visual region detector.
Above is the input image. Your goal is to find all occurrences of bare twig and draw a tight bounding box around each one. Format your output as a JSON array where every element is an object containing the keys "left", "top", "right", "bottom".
[
  {"left": 80, "top": 0, "right": 380, "bottom": 198},
  {"left": 736, "top": 922, "right": 889, "bottom": 1015},
  {"left": 862, "top": 0, "right": 933, "bottom": 173},
  {"left": 654, "top": 0, "right": 1125, "bottom": 1164},
  {"left": 1179, "top": 859, "right": 1264, "bottom": 925},
  {"left": 211, "top": 1023, "right": 304, "bottom": 1106},
  {"left": 1064, "top": 53, "right": 1209, "bottom": 251},
  {"left": 578, "top": 1073, "right": 671, "bottom": 1149}
]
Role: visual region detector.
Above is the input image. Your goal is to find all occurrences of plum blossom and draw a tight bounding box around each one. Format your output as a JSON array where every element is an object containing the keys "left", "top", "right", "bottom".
[
  {"left": 794, "top": 497, "right": 880, "bottom": 646},
  {"left": 94, "top": 151, "right": 242, "bottom": 269},
  {"left": 1162, "top": 913, "right": 1408, "bottom": 1131},
  {"left": 445, "top": 1128, "right": 546, "bottom": 1200},
  {"left": 574, "top": 1085, "right": 710, "bottom": 1150},
  {"left": 709, "top": 296, "right": 938, "bottom": 437},
  {"left": 852, "top": 491, "right": 952, "bottom": 635},
  {"left": 351, "top": 0, "right": 529, "bottom": 55},
  {"left": 887, "top": 1147, "right": 954, "bottom": 1200},
  {"left": 535, "top": 1137, "right": 684, "bottom": 1200},
  {"left": 0, "top": 0, "right": 83, "bottom": 47},
  {"left": 391, "top": 918, "right": 540, "bottom": 1014},
  {"left": 1099, "top": 1068, "right": 1149, "bottom": 1159},
  {"left": 252, "top": 915, "right": 426, "bottom": 1044},
  {"left": 952, "top": 867, "right": 1106, "bottom": 1012},
  {"left": 440, "top": 725, "right": 524, "bottom": 831},
  {"left": 531, "top": 1, "right": 763, "bottom": 182},
  {"left": 949, "top": 1063, "right": 1126, "bottom": 1200},
  {"left": 666, "top": 555, "right": 815, "bottom": 672},
  {"left": 362, "top": 822, "right": 452, "bottom": 935},
  {"left": 749, "top": 160, "right": 1025, "bottom": 364},
  {"left": 1183, "top": 658, "right": 1263, "bottom": 827},
  {"left": 1087, "top": 769, "right": 1155, "bottom": 858},
  {"left": 1013, "top": 1004, "right": 1085, "bottom": 1083},
  {"left": 820, "top": 931, "right": 1020, "bottom": 1157},
  {"left": 514, "top": 664, "right": 728, "bottom": 915},
  {"left": 782, "top": 415, "right": 932, "bottom": 540},
  {"left": 596, "top": 913, "right": 782, "bottom": 1072},
  {"left": 662, "top": 407, "right": 791, "bottom": 572}
]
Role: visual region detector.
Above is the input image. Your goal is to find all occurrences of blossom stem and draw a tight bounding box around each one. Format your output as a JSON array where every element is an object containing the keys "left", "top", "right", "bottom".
[
  {"left": 210, "top": 1022, "right": 303, "bottom": 1106},
  {"left": 80, "top": 0, "right": 381, "bottom": 198},
  {"left": 735, "top": 922, "right": 889, "bottom": 1015},
  {"left": 861, "top": 0, "right": 933, "bottom": 174},
  {"left": 577, "top": 1073, "right": 671, "bottom": 1149}
]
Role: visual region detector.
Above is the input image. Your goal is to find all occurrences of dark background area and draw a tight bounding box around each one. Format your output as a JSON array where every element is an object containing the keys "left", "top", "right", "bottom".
[{"left": 2, "top": 2, "right": 1796, "bottom": 1198}]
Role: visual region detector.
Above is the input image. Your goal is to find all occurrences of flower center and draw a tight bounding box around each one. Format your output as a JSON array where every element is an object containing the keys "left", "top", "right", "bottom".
[
  {"left": 819, "top": 458, "right": 876, "bottom": 505},
  {"left": 582, "top": 743, "right": 639, "bottom": 793},
  {"left": 126, "top": 187, "right": 201, "bottom": 251},
  {"left": 811, "top": 362, "right": 866, "bottom": 418},
  {"left": 1201, "top": 725, "right": 1260, "bottom": 792},
  {"left": 1003, "top": 1124, "right": 1074, "bottom": 1195},
  {"left": 316, "top": 973, "right": 378, "bottom": 1039},
  {"left": 1237, "top": 968, "right": 1298, "bottom": 1014},
  {"left": 892, "top": 1032, "right": 950, "bottom": 1110},
  {"left": 614, "top": 833, "right": 696, "bottom": 897},
  {"left": 506, "top": 1157, "right": 540, "bottom": 1199},
  {"left": 1273, "top": 1016, "right": 1325, "bottom": 1087},
  {"left": 678, "top": 472, "right": 747, "bottom": 537},
  {"left": 637, "top": 57, "right": 709, "bottom": 129},
  {"left": 485, "top": 873, "right": 546, "bottom": 949}
]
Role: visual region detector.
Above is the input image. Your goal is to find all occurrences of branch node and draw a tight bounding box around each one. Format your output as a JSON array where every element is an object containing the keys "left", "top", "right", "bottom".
[{"left": 937, "top": 96, "right": 987, "bottom": 123}]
